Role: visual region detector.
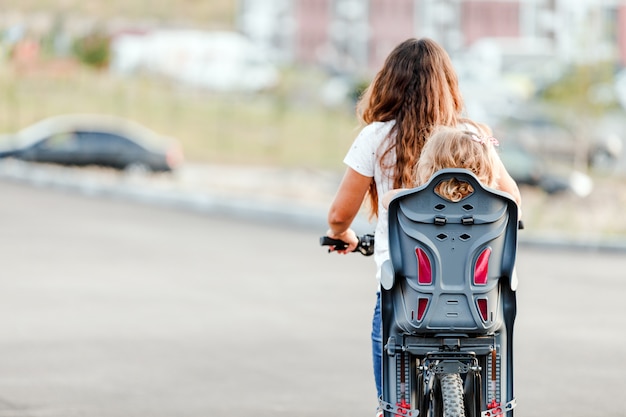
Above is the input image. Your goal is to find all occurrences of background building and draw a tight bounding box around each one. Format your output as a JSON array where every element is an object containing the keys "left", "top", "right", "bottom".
[{"left": 237, "top": 0, "right": 626, "bottom": 76}]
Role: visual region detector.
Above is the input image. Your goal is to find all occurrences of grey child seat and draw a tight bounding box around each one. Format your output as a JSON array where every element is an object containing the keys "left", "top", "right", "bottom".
[{"left": 380, "top": 168, "right": 519, "bottom": 416}]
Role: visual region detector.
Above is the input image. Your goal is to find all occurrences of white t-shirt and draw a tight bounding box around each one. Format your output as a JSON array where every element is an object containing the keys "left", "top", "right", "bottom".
[
  {"left": 344, "top": 120, "right": 495, "bottom": 283},
  {"left": 343, "top": 120, "right": 396, "bottom": 282}
]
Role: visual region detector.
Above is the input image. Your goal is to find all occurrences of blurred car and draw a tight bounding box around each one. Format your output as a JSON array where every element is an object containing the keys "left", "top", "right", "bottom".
[
  {"left": 0, "top": 114, "right": 184, "bottom": 172},
  {"left": 498, "top": 140, "right": 592, "bottom": 197},
  {"left": 492, "top": 105, "right": 623, "bottom": 171}
]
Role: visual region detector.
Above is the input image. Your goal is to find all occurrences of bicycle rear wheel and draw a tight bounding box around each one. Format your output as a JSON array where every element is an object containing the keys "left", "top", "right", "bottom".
[{"left": 440, "top": 373, "right": 466, "bottom": 417}]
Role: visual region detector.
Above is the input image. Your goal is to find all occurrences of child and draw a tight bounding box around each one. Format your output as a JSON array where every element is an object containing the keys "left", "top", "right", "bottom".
[{"left": 383, "top": 125, "right": 522, "bottom": 213}]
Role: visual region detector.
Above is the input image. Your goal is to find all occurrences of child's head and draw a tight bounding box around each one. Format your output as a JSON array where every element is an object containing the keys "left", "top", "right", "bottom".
[{"left": 416, "top": 126, "right": 500, "bottom": 201}]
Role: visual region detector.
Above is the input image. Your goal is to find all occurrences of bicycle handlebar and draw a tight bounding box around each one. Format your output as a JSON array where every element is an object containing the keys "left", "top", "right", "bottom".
[{"left": 319, "top": 234, "right": 375, "bottom": 256}]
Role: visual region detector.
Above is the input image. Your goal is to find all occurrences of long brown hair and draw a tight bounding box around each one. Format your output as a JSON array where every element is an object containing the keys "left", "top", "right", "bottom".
[{"left": 356, "top": 38, "right": 464, "bottom": 216}]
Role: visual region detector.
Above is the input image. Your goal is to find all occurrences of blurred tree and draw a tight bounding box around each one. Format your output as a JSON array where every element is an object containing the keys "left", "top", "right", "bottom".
[
  {"left": 539, "top": 62, "right": 620, "bottom": 116},
  {"left": 538, "top": 61, "right": 622, "bottom": 171},
  {"left": 72, "top": 31, "right": 111, "bottom": 69}
]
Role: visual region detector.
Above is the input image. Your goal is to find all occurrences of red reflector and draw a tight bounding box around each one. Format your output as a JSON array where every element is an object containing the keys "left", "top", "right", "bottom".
[
  {"left": 397, "top": 399, "right": 411, "bottom": 416},
  {"left": 477, "top": 298, "right": 488, "bottom": 321},
  {"left": 417, "top": 298, "right": 428, "bottom": 321},
  {"left": 416, "top": 248, "right": 432, "bottom": 285},
  {"left": 474, "top": 247, "right": 491, "bottom": 285}
]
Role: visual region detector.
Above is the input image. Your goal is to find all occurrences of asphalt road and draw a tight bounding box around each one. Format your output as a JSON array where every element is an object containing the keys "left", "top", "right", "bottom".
[{"left": 0, "top": 180, "right": 624, "bottom": 417}]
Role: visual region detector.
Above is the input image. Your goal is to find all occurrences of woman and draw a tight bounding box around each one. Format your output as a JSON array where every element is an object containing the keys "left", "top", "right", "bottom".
[{"left": 325, "top": 38, "right": 521, "bottom": 403}]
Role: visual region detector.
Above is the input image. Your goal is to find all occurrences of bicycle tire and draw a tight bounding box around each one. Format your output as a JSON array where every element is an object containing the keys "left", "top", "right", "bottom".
[{"left": 440, "top": 373, "right": 466, "bottom": 417}]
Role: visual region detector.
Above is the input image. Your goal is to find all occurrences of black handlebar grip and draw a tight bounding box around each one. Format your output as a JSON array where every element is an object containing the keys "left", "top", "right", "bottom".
[{"left": 319, "top": 236, "right": 349, "bottom": 250}]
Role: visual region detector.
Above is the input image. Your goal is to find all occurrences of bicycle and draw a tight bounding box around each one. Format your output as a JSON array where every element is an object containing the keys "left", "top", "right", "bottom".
[{"left": 321, "top": 168, "right": 521, "bottom": 417}]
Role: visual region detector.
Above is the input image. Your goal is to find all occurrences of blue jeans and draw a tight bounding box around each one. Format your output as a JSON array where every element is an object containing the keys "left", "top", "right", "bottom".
[{"left": 372, "top": 292, "right": 382, "bottom": 399}]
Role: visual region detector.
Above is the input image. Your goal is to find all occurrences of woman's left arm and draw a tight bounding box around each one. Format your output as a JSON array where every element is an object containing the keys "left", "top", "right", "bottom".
[{"left": 327, "top": 167, "right": 372, "bottom": 253}]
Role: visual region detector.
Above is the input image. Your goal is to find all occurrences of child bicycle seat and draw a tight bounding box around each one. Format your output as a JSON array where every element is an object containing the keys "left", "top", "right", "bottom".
[
  {"left": 379, "top": 168, "right": 520, "bottom": 417},
  {"left": 381, "top": 168, "right": 519, "bottom": 336}
]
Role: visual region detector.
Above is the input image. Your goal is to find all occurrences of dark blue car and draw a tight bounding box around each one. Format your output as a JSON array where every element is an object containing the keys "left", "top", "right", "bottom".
[{"left": 0, "top": 114, "right": 184, "bottom": 172}]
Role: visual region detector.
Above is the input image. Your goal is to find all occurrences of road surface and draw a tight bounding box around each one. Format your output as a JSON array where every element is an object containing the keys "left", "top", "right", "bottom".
[{"left": 0, "top": 180, "right": 624, "bottom": 417}]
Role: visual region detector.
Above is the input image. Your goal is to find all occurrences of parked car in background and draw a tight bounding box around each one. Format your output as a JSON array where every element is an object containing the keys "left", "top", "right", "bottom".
[
  {"left": 492, "top": 105, "right": 624, "bottom": 172},
  {"left": 498, "top": 139, "right": 593, "bottom": 197},
  {"left": 0, "top": 114, "right": 184, "bottom": 172}
]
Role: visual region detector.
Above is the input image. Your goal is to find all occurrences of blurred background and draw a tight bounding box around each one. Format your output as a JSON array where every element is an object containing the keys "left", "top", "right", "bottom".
[{"left": 1, "top": 0, "right": 626, "bottom": 240}]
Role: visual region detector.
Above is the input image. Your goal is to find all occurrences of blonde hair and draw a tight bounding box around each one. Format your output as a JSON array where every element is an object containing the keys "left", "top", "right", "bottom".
[{"left": 416, "top": 125, "right": 500, "bottom": 202}]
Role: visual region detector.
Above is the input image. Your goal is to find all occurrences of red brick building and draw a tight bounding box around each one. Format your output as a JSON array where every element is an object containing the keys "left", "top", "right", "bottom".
[{"left": 239, "top": 0, "right": 626, "bottom": 75}]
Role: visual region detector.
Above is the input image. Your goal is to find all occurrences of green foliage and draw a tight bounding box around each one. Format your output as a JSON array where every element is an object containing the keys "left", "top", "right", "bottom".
[
  {"left": 539, "top": 61, "right": 619, "bottom": 115},
  {"left": 2, "top": 1, "right": 235, "bottom": 28},
  {"left": 72, "top": 31, "right": 111, "bottom": 69},
  {"left": 349, "top": 78, "right": 370, "bottom": 104}
]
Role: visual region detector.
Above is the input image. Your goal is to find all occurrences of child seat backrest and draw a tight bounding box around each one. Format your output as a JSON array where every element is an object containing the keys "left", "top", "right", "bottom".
[{"left": 385, "top": 168, "right": 518, "bottom": 335}]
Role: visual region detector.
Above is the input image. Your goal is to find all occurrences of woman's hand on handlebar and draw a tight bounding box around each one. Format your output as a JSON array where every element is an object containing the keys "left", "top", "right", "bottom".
[
  {"left": 320, "top": 233, "right": 375, "bottom": 256},
  {"left": 325, "top": 228, "right": 359, "bottom": 254}
]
